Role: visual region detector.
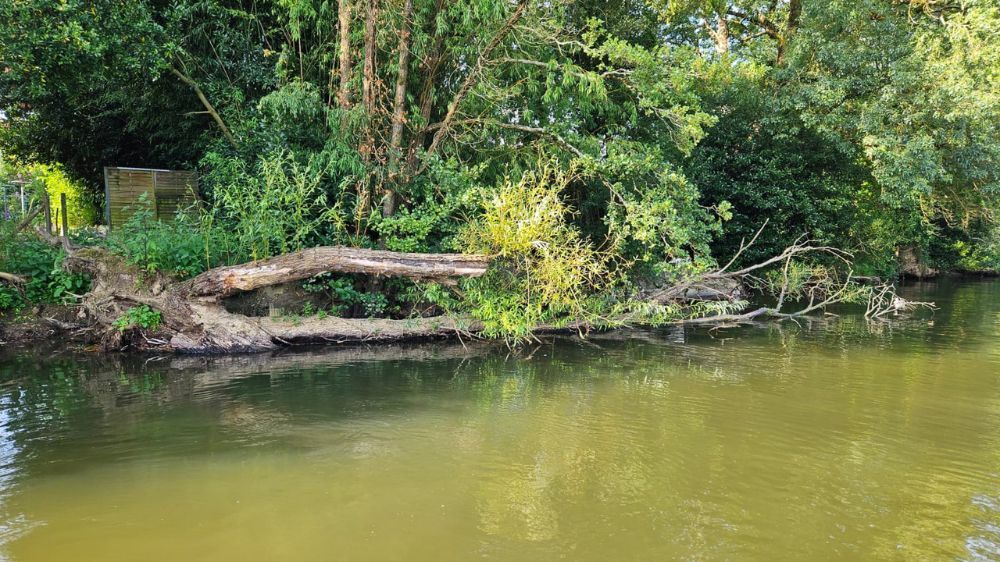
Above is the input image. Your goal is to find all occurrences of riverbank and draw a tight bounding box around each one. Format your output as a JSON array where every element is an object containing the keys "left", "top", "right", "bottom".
[
  {"left": 0, "top": 272, "right": 978, "bottom": 353},
  {"left": 0, "top": 304, "right": 91, "bottom": 348},
  {"left": 0, "top": 304, "right": 473, "bottom": 351}
]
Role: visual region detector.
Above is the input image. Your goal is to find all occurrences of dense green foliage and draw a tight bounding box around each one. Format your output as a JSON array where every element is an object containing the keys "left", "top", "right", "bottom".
[
  {"left": 2, "top": 0, "right": 998, "bottom": 334},
  {"left": 460, "top": 165, "right": 610, "bottom": 339},
  {"left": 0, "top": 228, "right": 90, "bottom": 312},
  {"left": 0, "top": 163, "right": 92, "bottom": 312},
  {"left": 107, "top": 196, "right": 215, "bottom": 278}
]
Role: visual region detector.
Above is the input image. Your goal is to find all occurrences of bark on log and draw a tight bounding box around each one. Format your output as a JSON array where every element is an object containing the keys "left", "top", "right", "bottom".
[{"left": 183, "top": 246, "right": 490, "bottom": 299}]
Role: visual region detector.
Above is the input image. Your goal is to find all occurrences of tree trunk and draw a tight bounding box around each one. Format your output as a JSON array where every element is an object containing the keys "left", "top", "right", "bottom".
[
  {"left": 353, "top": 0, "right": 380, "bottom": 227},
  {"left": 775, "top": 0, "right": 801, "bottom": 65},
  {"left": 383, "top": 0, "right": 415, "bottom": 217},
  {"left": 361, "top": 0, "right": 378, "bottom": 114},
  {"left": 337, "top": 0, "right": 353, "bottom": 110},
  {"left": 714, "top": 14, "right": 730, "bottom": 55},
  {"left": 407, "top": 0, "right": 447, "bottom": 171}
]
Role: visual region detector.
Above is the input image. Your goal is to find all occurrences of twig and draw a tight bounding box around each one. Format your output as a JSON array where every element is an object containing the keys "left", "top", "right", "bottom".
[{"left": 717, "top": 219, "right": 769, "bottom": 274}]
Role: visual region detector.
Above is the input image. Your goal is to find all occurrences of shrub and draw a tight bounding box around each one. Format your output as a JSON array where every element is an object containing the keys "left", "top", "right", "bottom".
[
  {"left": 459, "top": 165, "right": 609, "bottom": 342},
  {"left": 206, "top": 151, "right": 346, "bottom": 262},
  {"left": 112, "top": 305, "right": 162, "bottom": 332},
  {"left": 35, "top": 163, "right": 98, "bottom": 228},
  {"left": 301, "top": 274, "right": 397, "bottom": 318},
  {"left": 0, "top": 231, "right": 89, "bottom": 311},
  {"left": 107, "top": 194, "right": 219, "bottom": 279},
  {"left": 1, "top": 161, "right": 96, "bottom": 229}
]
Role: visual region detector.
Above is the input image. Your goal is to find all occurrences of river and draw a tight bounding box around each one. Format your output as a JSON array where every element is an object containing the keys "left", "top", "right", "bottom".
[{"left": 0, "top": 280, "right": 998, "bottom": 561}]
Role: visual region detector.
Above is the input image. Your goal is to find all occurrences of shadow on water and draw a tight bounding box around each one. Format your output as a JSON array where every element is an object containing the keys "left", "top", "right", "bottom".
[{"left": 0, "top": 278, "right": 997, "bottom": 561}]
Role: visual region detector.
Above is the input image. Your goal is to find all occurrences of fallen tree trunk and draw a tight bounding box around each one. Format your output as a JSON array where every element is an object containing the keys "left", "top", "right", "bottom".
[
  {"left": 184, "top": 247, "right": 490, "bottom": 299},
  {"left": 60, "top": 244, "right": 491, "bottom": 353},
  {"left": 45, "top": 223, "right": 932, "bottom": 354}
]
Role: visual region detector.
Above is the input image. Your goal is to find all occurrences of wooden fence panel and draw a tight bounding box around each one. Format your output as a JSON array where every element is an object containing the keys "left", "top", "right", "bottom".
[
  {"left": 104, "top": 167, "right": 198, "bottom": 229},
  {"left": 153, "top": 171, "right": 198, "bottom": 219}
]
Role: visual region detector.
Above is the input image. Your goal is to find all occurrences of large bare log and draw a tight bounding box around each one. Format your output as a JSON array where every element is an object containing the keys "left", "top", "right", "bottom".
[
  {"left": 165, "top": 309, "right": 483, "bottom": 353},
  {"left": 51, "top": 243, "right": 492, "bottom": 353},
  {"left": 183, "top": 246, "right": 490, "bottom": 299}
]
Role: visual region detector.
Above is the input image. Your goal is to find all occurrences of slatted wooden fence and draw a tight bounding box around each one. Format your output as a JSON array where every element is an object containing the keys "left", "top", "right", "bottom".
[{"left": 103, "top": 167, "right": 198, "bottom": 230}]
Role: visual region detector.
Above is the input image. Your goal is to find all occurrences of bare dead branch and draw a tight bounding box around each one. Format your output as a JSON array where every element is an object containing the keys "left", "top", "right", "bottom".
[
  {"left": 717, "top": 219, "right": 769, "bottom": 274},
  {"left": 0, "top": 272, "right": 26, "bottom": 286},
  {"left": 12, "top": 204, "right": 42, "bottom": 235},
  {"left": 169, "top": 65, "right": 237, "bottom": 147}
]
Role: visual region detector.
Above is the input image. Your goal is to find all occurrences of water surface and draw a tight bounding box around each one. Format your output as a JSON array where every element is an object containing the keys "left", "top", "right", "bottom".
[{"left": 1, "top": 280, "right": 998, "bottom": 561}]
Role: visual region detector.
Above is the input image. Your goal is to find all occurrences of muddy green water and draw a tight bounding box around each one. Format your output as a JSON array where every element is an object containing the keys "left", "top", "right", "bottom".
[{"left": 1, "top": 281, "right": 999, "bottom": 561}]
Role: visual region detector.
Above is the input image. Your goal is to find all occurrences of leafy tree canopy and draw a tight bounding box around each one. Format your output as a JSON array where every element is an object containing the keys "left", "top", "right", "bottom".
[{"left": 1, "top": 0, "right": 997, "bottom": 280}]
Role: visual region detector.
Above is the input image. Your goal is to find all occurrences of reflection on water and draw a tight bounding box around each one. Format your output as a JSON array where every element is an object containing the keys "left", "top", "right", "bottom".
[{"left": 0, "top": 280, "right": 998, "bottom": 561}]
